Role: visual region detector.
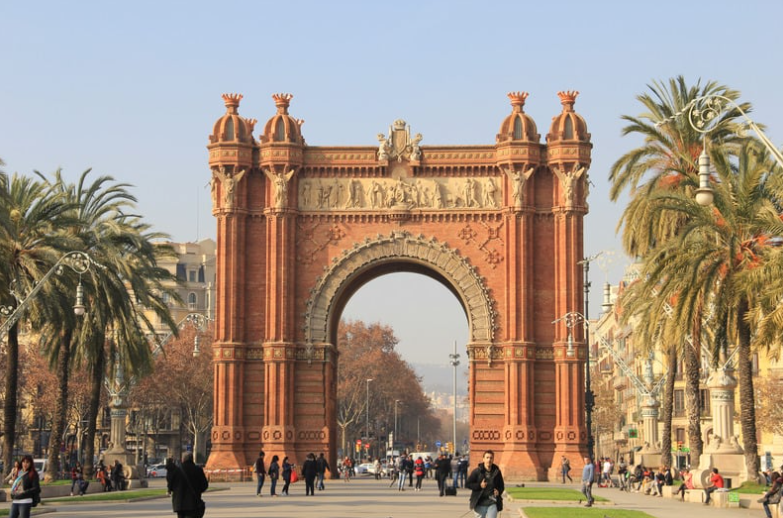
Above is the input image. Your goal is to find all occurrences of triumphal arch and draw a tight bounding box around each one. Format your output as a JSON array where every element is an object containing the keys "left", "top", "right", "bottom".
[{"left": 204, "top": 90, "right": 591, "bottom": 480}]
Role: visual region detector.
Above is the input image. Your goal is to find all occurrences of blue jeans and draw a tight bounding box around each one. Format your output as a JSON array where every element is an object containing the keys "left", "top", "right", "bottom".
[
  {"left": 473, "top": 503, "right": 498, "bottom": 518},
  {"left": 255, "top": 473, "right": 265, "bottom": 495},
  {"left": 317, "top": 472, "right": 325, "bottom": 490},
  {"left": 270, "top": 477, "right": 278, "bottom": 496},
  {"left": 10, "top": 502, "right": 31, "bottom": 518}
]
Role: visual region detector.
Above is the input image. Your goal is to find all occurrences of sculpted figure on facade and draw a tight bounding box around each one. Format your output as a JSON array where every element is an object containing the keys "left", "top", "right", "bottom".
[
  {"left": 554, "top": 165, "right": 586, "bottom": 207},
  {"left": 505, "top": 166, "right": 535, "bottom": 207},
  {"left": 367, "top": 180, "right": 385, "bottom": 208},
  {"left": 484, "top": 177, "right": 498, "bottom": 208},
  {"left": 213, "top": 166, "right": 246, "bottom": 209},
  {"left": 301, "top": 179, "right": 311, "bottom": 207},
  {"left": 344, "top": 179, "right": 364, "bottom": 208},
  {"left": 410, "top": 133, "right": 423, "bottom": 161},
  {"left": 264, "top": 168, "right": 296, "bottom": 208},
  {"left": 377, "top": 133, "right": 391, "bottom": 161},
  {"left": 464, "top": 178, "right": 480, "bottom": 208}
]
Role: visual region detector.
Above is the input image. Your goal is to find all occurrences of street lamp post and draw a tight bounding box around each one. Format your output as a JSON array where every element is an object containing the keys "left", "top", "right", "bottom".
[
  {"left": 104, "top": 312, "right": 212, "bottom": 481},
  {"left": 552, "top": 311, "right": 594, "bottom": 460},
  {"left": 394, "top": 399, "right": 402, "bottom": 450},
  {"left": 0, "top": 251, "right": 97, "bottom": 339},
  {"left": 449, "top": 342, "right": 460, "bottom": 454},
  {"left": 365, "top": 378, "right": 373, "bottom": 452},
  {"left": 663, "top": 93, "right": 783, "bottom": 207}
]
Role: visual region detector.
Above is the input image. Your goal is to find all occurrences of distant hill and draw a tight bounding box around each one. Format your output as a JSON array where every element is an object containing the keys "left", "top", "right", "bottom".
[{"left": 412, "top": 363, "right": 469, "bottom": 396}]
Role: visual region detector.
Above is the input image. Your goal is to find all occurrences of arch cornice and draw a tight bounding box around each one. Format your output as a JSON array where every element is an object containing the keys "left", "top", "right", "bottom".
[{"left": 303, "top": 230, "right": 498, "bottom": 354}]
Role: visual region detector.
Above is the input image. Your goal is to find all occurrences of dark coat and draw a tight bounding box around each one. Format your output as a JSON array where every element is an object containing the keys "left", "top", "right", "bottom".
[
  {"left": 302, "top": 459, "right": 318, "bottom": 479},
  {"left": 167, "top": 460, "right": 209, "bottom": 513},
  {"left": 466, "top": 463, "right": 505, "bottom": 511},
  {"left": 11, "top": 469, "right": 41, "bottom": 502}
]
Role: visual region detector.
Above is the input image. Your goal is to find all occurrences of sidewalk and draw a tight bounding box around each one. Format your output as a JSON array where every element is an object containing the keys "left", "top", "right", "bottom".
[
  {"left": 0, "top": 477, "right": 766, "bottom": 517},
  {"left": 511, "top": 482, "right": 764, "bottom": 518}
]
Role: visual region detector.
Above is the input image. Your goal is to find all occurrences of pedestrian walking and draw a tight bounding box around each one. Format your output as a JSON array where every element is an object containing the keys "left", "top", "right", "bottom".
[
  {"left": 302, "top": 453, "right": 318, "bottom": 496},
  {"left": 467, "top": 450, "right": 505, "bottom": 518},
  {"left": 268, "top": 455, "right": 280, "bottom": 496},
  {"left": 434, "top": 453, "right": 451, "bottom": 496},
  {"left": 316, "top": 452, "right": 330, "bottom": 490},
  {"left": 560, "top": 455, "right": 572, "bottom": 483},
  {"left": 281, "top": 457, "right": 292, "bottom": 496},
  {"left": 9, "top": 455, "right": 41, "bottom": 518},
  {"left": 254, "top": 451, "right": 266, "bottom": 497},
  {"left": 166, "top": 453, "right": 208, "bottom": 518},
  {"left": 581, "top": 456, "right": 595, "bottom": 507}
]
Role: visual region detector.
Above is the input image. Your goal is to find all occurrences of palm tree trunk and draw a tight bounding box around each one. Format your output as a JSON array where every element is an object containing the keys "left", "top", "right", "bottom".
[
  {"left": 2, "top": 324, "right": 20, "bottom": 475},
  {"left": 660, "top": 346, "right": 677, "bottom": 468},
  {"left": 46, "top": 329, "right": 72, "bottom": 482},
  {"left": 83, "top": 343, "right": 106, "bottom": 479},
  {"left": 685, "top": 325, "right": 703, "bottom": 465},
  {"left": 737, "top": 299, "right": 760, "bottom": 479}
]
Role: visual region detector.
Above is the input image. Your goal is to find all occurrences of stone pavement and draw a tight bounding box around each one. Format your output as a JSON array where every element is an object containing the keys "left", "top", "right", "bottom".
[{"left": 0, "top": 476, "right": 769, "bottom": 517}]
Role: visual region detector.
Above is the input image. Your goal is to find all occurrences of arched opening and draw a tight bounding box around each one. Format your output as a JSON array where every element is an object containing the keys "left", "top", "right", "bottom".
[{"left": 335, "top": 271, "right": 470, "bottom": 459}]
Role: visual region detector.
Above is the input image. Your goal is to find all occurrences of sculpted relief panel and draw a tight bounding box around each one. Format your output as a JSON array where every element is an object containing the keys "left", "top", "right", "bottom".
[{"left": 298, "top": 176, "right": 502, "bottom": 211}]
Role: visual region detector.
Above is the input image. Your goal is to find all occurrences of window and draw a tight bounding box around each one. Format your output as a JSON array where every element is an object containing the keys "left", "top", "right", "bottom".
[
  {"left": 188, "top": 292, "right": 197, "bottom": 310},
  {"left": 675, "top": 428, "right": 685, "bottom": 443},
  {"left": 275, "top": 119, "right": 285, "bottom": 141},
  {"left": 188, "top": 270, "right": 196, "bottom": 282},
  {"left": 674, "top": 390, "right": 685, "bottom": 417},
  {"left": 700, "top": 389, "right": 711, "bottom": 415},
  {"left": 225, "top": 117, "right": 235, "bottom": 140},
  {"left": 564, "top": 117, "right": 574, "bottom": 139},
  {"left": 513, "top": 117, "right": 523, "bottom": 140}
]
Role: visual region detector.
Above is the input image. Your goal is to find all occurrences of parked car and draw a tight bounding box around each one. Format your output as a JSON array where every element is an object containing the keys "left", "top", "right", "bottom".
[
  {"left": 147, "top": 463, "right": 168, "bottom": 478},
  {"left": 367, "top": 460, "right": 388, "bottom": 476},
  {"left": 355, "top": 462, "right": 373, "bottom": 475}
]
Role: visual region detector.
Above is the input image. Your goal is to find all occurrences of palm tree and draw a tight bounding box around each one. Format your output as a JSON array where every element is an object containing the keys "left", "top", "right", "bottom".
[
  {"left": 653, "top": 142, "right": 781, "bottom": 478},
  {"left": 62, "top": 170, "right": 179, "bottom": 478},
  {"left": 609, "top": 77, "right": 749, "bottom": 466},
  {"left": 0, "top": 171, "right": 71, "bottom": 473}
]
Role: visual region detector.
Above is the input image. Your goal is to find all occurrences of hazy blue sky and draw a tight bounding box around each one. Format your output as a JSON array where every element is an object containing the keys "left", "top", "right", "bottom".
[{"left": 2, "top": 1, "right": 781, "bottom": 365}]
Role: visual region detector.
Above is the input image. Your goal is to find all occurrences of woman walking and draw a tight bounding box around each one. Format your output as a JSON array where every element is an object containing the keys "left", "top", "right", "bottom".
[
  {"left": 9, "top": 455, "right": 41, "bottom": 518},
  {"left": 4, "top": 460, "right": 21, "bottom": 485},
  {"left": 281, "top": 457, "right": 292, "bottom": 495},
  {"left": 268, "top": 455, "right": 280, "bottom": 496}
]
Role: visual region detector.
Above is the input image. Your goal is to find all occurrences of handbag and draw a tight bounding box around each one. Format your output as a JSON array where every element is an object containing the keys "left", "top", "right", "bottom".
[{"left": 290, "top": 469, "right": 299, "bottom": 483}]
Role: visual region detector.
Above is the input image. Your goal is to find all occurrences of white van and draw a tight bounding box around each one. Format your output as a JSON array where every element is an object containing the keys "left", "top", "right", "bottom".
[{"left": 33, "top": 458, "right": 47, "bottom": 477}]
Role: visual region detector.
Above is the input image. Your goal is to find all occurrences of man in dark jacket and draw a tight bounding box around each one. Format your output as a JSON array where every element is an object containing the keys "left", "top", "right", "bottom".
[
  {"left": 167, "top": 453, "right": 209, "bottom": 518},
  {"left": 316, "top": 452, "right": 330, "bottom": 491},
  {"left": 466, "top": 450, "right": 505, "bottom": 517},
  {"left": 434, "top": 453, "right": 452, "bottom": 496}
]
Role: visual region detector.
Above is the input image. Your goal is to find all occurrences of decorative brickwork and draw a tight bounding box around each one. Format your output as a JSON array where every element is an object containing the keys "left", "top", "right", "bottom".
[{"left": 205, "top": 92, "right": 592, "bottom": 480}]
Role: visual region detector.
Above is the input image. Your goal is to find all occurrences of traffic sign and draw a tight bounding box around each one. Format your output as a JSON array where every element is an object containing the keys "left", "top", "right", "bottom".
[{"left": 435, "top": 441, "right": 442, "bottom": 447}]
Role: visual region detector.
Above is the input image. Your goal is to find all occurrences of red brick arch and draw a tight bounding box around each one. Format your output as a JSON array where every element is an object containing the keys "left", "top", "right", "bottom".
[{"left": 205, "top": 92, "right": 592, "bottom": 480}]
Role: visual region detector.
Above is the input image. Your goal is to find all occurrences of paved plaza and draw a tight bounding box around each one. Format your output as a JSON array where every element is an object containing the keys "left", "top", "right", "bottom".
[{"left": 0, "top": 477, "right": 769, "bottom": 517}]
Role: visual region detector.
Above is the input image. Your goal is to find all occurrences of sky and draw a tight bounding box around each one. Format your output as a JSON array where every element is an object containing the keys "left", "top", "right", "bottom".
[{"left": 2, "top": 1, "right": 782, "bottom": 366}]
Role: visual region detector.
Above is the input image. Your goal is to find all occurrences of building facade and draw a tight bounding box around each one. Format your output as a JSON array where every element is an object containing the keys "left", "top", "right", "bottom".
[{"left": 206, "top": 91, "right": 592, "bottom": 480}]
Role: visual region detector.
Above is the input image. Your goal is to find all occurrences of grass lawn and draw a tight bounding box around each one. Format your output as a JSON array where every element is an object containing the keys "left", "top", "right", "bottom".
[
  {"left": 732, "top": 481, "right": 766, "bottom": 493},
  {"left": 523, "top": 508, "right": 655, "bottom": 518},
  {"left": 44, "top": 488, "right": 169, "bottom": 502},
  {"left": 506, "top": 487, "right": 608, "bottom": 502}
]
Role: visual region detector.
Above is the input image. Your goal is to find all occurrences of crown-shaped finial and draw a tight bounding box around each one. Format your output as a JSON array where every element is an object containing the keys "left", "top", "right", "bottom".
[
  {"left": 557, "top": 91, "right": 579, "bottom": 111},
  {"left": 272, "top": 93, "right": 293, "bottom": 114},
  {"left": 222, "top": 93, "right": 243, "bottom": 111},
  {"left": 245, "top": 118, "right": 258, "bottom": 134},
  {"left": 507, "top": 92, "right": 529, "bottom": 112}
]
